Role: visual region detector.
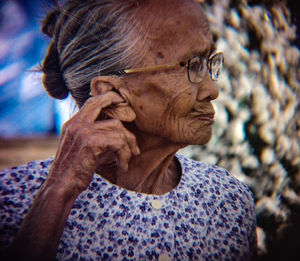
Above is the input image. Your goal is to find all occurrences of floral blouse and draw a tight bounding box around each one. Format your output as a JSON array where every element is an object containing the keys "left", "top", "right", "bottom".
[{"left": 0, "top": 154, "right": 256, "bottom": 260}]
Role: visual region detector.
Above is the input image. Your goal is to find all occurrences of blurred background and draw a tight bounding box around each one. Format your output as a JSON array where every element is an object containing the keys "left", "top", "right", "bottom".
[
  {"left": 0, "top": 0, "right": 299, "bottom": 260},
  {"left": 0, "top": 0, "right": 69, "bottom": 169}
]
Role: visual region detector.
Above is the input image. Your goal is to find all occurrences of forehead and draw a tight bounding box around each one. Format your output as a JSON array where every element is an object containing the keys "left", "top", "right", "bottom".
[{"left": 135, "top": 0, "right": 213, "bottom": 63}]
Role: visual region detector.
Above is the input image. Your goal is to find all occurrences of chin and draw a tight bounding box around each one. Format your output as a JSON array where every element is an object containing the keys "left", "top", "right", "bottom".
[
  {"left": 157, "top": 124, "right": 213, "bottom": 145},
  {"left": 185, "top": 129, "right": 213, "bottom": 145},
  {"left": 194, "top": 135, "right": 212, "bottom": 145},
  {"left": 183, "top": 135, "right": 211, "bottom": 146},
  {"left": 167, "top": 132, "right": 212, "bottom": 146}
]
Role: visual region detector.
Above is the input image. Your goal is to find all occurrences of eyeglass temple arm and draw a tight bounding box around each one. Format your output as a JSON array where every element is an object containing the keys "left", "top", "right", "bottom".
[{"left": 123, "top": 62, "right": 185, "bottom": 74}]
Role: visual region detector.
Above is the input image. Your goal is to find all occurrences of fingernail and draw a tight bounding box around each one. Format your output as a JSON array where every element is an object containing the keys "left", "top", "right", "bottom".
[
  {"left": 124, "top": 163, "right": 128, "bottom": 172},
  {"left": 136, "top": 146, "right": 141, "bottom": 155}
]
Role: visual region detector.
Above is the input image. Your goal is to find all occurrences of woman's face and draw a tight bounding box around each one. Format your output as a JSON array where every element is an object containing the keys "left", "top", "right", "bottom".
[{"left": 121, "top": 0, "right": 219, "bottom": 145}]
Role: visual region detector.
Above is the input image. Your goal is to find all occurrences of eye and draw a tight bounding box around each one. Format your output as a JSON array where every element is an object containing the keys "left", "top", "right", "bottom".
[
  {"left": 209, "top": 52, "right": 224, "bottom": 81},
  {"left": 187, "top": 56, "right": 207, "bottom": 83},
  {"left": 188, "top": 56, "right": 205, "bottom": 73}
]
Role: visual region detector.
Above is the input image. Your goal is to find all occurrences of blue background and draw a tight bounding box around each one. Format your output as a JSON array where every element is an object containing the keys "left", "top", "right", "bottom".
[{"left": 0, "top": 0, "right": 67, "bottom": 137}]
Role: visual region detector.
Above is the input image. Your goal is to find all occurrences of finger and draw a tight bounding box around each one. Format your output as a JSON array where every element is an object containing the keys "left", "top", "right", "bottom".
[
  {"left": 88, "top": 129, "right": 132, "bottom": 173},
  {"left": 103, "top": 103, "right": 136, "bottom": 122},
  {"left": 115, "top": 142, "right": 131, "bottom": 174},
  {"left": 93, "top": 120, "right": 140, "bottom": 156},
  {"left": 73, "top": 91, "right": 126, "bottom": 123},
  {"left": 120, "top": 127, "right": 140, "bottom": 156},
  {"left": 88, "top": 126, "right": 129, "bottom": 156}
]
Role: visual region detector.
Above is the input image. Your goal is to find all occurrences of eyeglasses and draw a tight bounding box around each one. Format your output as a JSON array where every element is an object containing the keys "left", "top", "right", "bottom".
[{"left": 116, "top": 52, "right": 224, "bottom": 83}]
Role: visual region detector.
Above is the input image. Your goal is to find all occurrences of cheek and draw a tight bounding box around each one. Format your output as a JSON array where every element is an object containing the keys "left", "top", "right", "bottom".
[
  {"left": 167, "top": 87, "right": 197, "bottom": 116},
  {"left": 132, "top": 83, "right": 170, "bottom": 115},
  {"left": 127, "top": 84, "right": 169, "bottom": 131},
  {"left": 125, "top": 76, "right": 198, "bottom": 135}
]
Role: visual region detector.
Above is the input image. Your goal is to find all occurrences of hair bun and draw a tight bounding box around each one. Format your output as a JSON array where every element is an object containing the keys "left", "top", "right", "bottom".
[
  {"left": 42, "top": 9, "right": 61, "bottom": 37},
  {"left": 42, "top": 42, "right": 69, "bottom": 100}
]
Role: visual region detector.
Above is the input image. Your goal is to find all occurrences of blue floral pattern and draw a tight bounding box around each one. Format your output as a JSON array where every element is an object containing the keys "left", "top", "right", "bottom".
[{"left": 0, "top": 154, "right": 256, "bottom": 260}]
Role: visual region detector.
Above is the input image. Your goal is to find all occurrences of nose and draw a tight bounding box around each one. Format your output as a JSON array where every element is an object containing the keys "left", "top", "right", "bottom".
[{"left": 196, "top": 74, "right": 219, "bottom": 102}]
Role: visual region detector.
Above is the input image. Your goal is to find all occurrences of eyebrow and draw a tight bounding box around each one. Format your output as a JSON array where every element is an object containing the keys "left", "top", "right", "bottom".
[
  {"left": 201, "top": 43, "right": 217, "bottom": 57},
  {"left": 183, "top": 43, "right": 217, "bottom": 62}
]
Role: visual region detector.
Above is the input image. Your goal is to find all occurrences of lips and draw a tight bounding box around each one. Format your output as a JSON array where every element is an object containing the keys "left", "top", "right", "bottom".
[
  {"left": 190, "top": 108, "right": 215, "bottom": 123},
  {"left": 197, "top": 113, "right": 215, "bottom": 123}
]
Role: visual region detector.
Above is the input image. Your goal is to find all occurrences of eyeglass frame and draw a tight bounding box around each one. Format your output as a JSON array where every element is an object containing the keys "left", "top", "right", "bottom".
[{"left": 114, "top": 52, "right": 224, "bottom": 84}]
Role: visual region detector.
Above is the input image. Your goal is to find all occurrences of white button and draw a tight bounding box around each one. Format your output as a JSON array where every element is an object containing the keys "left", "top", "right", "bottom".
[
  {"left": 158, "top": 254, "right": 171, "bottom": 261},
  {"left": 151, "top": 199, "right": 162, "bottom": 210}
]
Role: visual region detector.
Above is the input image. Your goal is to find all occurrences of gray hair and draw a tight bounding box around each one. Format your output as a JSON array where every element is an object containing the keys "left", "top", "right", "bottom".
[{"left": 42, "top": 0, "right": 145, "bottom": 107}]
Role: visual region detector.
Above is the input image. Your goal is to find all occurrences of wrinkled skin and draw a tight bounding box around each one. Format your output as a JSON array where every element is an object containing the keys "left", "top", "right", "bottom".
[
  {"left": 49, "top": 90, "right": 140, "bottom": 195},
  {"left": 4, "top": 0, "right": 219, "bottom": 260},
  {"left": 124, "top": 0, "right": 218, "bottom": 146}
]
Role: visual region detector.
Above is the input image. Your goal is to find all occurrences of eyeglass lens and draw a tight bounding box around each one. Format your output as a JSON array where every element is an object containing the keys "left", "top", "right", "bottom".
[
  {"left": 209, "top": 53, "right": 224, "bottom": 81},
  {"left": 188, "top": 56, "right": 206, "bottom": 83},
  {"left": 188, "top": 53, "right": 224, "bottom": 83}
]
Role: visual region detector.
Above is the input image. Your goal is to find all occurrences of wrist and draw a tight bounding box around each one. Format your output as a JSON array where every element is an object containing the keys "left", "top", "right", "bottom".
[
  {"left": 47, "top": 161, "right": 93, "bottom": 195},
  {"left": 40, "top": 176, "right": 81, "bottom": 205}
]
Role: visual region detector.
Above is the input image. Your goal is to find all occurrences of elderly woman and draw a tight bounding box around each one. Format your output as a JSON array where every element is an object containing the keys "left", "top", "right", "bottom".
[{"left": 0, "top": 0, "right": 256, "bottom": 260}]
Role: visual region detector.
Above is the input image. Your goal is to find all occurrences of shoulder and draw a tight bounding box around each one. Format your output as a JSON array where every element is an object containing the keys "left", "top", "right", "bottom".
[
  {"left": 176, "top": 153, "right": 256, "bottom": 228},
  {"left": 0, "top": 157, "right": 53, "bottom": 205},
  {"left": 0, "top": 158, "right": 53, "bottom": 249},
  {"left": 176, "top": 154, "right": 257, "bottom": 257},
  {"left": 176, "top": 153, "right": 254, "bottom": 204},
  {"left": 0, "top": 157, "right": 53, "bottom": 192}
]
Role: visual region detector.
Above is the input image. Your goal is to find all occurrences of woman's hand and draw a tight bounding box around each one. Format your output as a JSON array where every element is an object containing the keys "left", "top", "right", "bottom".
[
  {"left": 4, "top": 91, "right": 139, "bottom": 261},
  {"left": 48, "top": 91, "right": 140, "bottom": 196}
]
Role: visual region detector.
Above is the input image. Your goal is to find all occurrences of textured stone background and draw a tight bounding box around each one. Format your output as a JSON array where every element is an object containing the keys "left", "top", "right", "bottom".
[{"left": 181, "top": 0, "right": 300, "bottom": 260}]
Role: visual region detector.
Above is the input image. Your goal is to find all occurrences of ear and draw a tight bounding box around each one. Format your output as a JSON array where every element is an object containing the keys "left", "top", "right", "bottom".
[
  {"left": 90, "top": 76, "right": 136, "bottom": 122},
  {"left": 90, "top": 76, "right": 120, "bottom": 96}
]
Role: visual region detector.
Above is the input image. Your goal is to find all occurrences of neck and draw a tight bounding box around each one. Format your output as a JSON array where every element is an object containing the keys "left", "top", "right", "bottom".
[{"left": 97, "top": 127, "right": 185, "bottom": 195}]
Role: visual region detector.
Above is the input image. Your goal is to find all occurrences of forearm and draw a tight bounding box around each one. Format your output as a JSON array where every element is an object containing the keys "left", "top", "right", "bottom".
[
  {"left": 2, "top": 91, "right": 138, "bottom": 260},
  {"left": 5, "top": 181, "right": 78, "bottom": 261}
]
